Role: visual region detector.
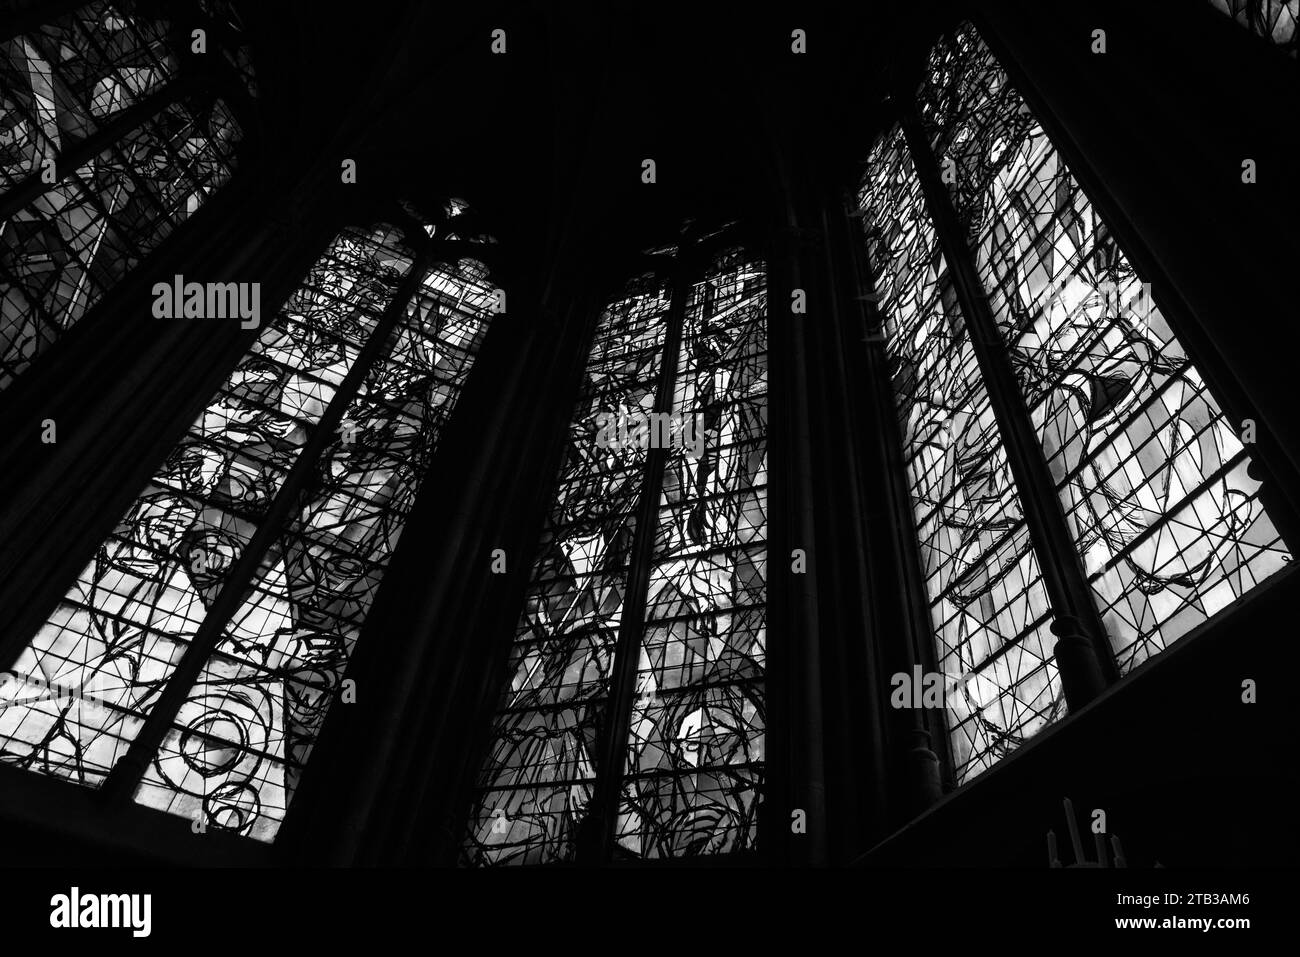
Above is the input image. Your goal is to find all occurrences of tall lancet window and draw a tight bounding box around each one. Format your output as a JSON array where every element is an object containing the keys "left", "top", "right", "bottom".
[
  {"left": 466, "top": 245, "right": 768, "bottom": 865},
  {"left": 0, "top": 224, "right": 497, "bottom": 840},
  {"left": 0, "top": 0, "right": 254, "bottom": 389},
  {"left": 859, "top": 22, "right": 1291, "bottom": 782},
  {"left": 860, "top": 127, "right": 1062, "bottom": 784},
  {"left": 1207, "top": 0, "right": 1298, "bottom": 53}
]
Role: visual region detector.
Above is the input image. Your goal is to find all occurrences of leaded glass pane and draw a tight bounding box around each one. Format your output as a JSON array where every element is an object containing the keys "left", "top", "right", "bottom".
[
  {"left": 859, "top": 126, "right": 1063, "bottom": 783},
  {"left": 0, "top": 228, "right": 406, "bottom": 793},
  {"left": 467, "top": 246, "right": 770, "bottom": 865},
  {"left": 0, "top": 0, "right": 247, "bottom": 389},
  {"left": 464, "top": 276, "right": 673, "bottom": 866},
  {"left": 131, "top": 254, "right": 496, "bottom": 839},
  {"left": 615, "top": 248, "right": 767, "bottom": 858},
  {"left": 917, "top": 23, "right": 1290, "bottom": 675}
]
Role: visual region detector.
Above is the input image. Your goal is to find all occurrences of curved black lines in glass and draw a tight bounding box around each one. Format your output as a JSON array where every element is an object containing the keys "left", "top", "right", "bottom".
[
  {"left": 0, "top": 229, "right": 406, "bottom": 788},
  {"left": 617, "top": 249, "right": 767, "bottom": 858},
  {"left": 465, "top": 249, "right": 769, "bottom": 865},
  {"left": 0, "top": 225, "right": 496, "bottom": 841},
  {"left": 859, "top": 127, "right": 1063, "bottom": 783},
  {"left": 0, "top": 0, "right": 249, "bottom": 389},
  {"left": 134, "top": 254, "right": 496, "bottom": 839},
  {"left": 464, "top": 275, "right": 673, "bottom": 865},
  {"left": 918, "top": 23, "right": 1290, "bottom": 676}
]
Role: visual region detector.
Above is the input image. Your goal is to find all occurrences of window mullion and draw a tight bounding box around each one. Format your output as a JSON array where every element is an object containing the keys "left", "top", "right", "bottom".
[
  {"left": 897, "top": 101, "right": 1117, "bottom": 710},
  {"left": 100, "top": 243, "right": 437, "bottom": 806},
  {"left": 0, "top": 74, "right": 201, "bottom": 226},
  {"left": 584, "top": 262, "right": 692, "bottom": 864},
  {"left": 845, "top": 194, "right": 952, "bottom": 801}
]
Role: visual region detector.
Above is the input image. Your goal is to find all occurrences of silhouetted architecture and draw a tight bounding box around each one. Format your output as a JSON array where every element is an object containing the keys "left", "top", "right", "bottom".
[{"left": 0, "top": 0, "right": 1296, "bottom": 870}]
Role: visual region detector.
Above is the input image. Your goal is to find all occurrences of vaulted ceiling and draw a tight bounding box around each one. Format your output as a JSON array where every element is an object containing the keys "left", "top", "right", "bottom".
[{"left": 234, "top": 0, "right": 959, "bottom": 293}]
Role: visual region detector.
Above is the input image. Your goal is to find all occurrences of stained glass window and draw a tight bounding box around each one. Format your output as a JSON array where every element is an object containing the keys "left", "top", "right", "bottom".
[
  {"left": 1, "top": 0, "right": 251, "bottom": 389},
  {"left": 1207, "top": 0, "right": 1298, "bottom": 54},
  {"left": 462, "top": 275, "right": 671, "bottom": 865},
  {"left": 465, "top": 246, "right": 768, "bottom": 865},
  {"left": 0, "top": 224, "right": 497, "bottom": 840},
  {"left": 858, "top": 22, "right": 1291, "bottom": 783},
  {"left": 859, "top": 126, "right": 1063, "bottom": 784},
  {"left": 918, "top": 23, "right": 1290, "bottom": 675}
]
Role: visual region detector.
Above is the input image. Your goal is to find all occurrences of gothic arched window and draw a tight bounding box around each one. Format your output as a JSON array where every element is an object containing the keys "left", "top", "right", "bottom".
[
  {"left": 1, "top": 0, "right": 253, "bottom": 389},
  {"left": 465, "top": 244, "right": 768, "bottom": 865},
  {"left": 859, "top": 22, "right": 1291, "bottom": 783},
  {"left": 0, "top": 223, "right": 497, "bottom": 840}
]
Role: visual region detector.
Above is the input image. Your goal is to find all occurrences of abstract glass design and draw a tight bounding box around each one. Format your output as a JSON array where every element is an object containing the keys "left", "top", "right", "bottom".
[
  {"left": 918, "top": 23, "right": 1290, "bottom": 675},
  {"left": 1207, "top": 0, "right": 1298, "bottom": 54},
  {"left": 1, "top": 0, "right": 249, "bottom": 389},
  {"left": 0, "top": 226, "right": 497, "bottom": 841},
  {"left": 617, "top": 249, "right": 767, "bottom": 858},
  {"left": 859, "top": 126, "right": 1063, "bottom": 783},
  {"left": 466, "top": 248, "right": 768, "bottom": 864},
  {"left": 464, "top": 276, "right": 673, "bottom": 865}
]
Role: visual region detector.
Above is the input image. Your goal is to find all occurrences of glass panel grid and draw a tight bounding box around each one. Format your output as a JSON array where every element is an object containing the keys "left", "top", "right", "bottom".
[
  {"left": 132, "top": 252, "right": 497, "bottom": 840},
  {"left": 859, "top": 124, "right": 1064, "bottom": 783},
  {"left": 615, "top": 249, "right": 768, "bottom": 859},
  {"left": 0, "top": 229, "right": 406, "bottom": 802},
  {"left": 1, "top": 1, "right": 245, "bottom": 389},
  {"left": 463, "top": 276, "right": 673, "bottom": 866},
  {"left": 918, "top": 23, "right": 1290, "bottom": 676}
]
